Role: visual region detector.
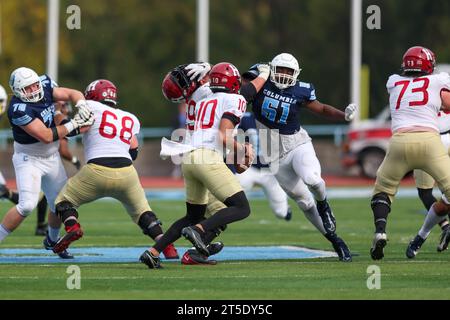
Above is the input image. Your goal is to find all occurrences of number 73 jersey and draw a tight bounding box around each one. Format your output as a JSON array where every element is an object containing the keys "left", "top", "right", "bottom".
[
  {"left": 189, "top": 92, "right": 247, "bottom": 152},
  {"left": 82, "top": 100, "right": 140, "bottom": 162},
  {"left": 387, "top": 72, "right": 450, "bottom": 132}
]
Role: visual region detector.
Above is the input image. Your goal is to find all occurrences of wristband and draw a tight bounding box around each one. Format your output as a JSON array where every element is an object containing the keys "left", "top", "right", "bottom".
[
  {"left": 63, "top": 121, "right": 75, "bottom": 133},
  {"left": 51, "top": 126, "right": 59, "bottom": 142}
]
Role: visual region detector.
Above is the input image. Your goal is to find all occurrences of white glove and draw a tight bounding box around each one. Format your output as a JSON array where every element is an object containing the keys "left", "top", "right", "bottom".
[
  {"left": 345, "top": 103, "right": 357, "bottom": 121},
  {"left": 70, "top": 112, "right": 95, "bottom": 129},
  {"left": 185, "top": 63, "right": 211, "bottom": 81},
  {"left": 257, "top": 64, "right": 270, "bottom": 80},
  {"left": 75, "top": 100, "right": 92, "bottom": 121}
]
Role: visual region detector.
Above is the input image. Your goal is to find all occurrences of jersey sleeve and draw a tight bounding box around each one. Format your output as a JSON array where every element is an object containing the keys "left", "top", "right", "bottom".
[
  {"left": 40, "top": 75, "right": 56, "bottom": 98},
  {"left": 132, "top": 115, "right": 141, "bottom": 135},
  {"left": 298, "top": 82, "right": 316, "bottom": 102},
  {"left": 438, "top": 72, "right": 450, "bottom": 91},
  {"left": 222, "top": 94, "right": 247, "bottom": 125},
  {"left": 10, "top": 103, "right": 35, "bottom": 127}
]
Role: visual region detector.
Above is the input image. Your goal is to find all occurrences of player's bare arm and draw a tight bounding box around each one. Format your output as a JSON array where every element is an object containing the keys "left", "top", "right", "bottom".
[
  {"left": 304, "top": 100, "right": 346, "bottom": 120},
  {"left": 53, "top": 87, "right": 85, "bottom": 105},
  {"left": 21, "top": 118, "right": 73, "bottom": 144},
  {"left": 441, "top": 90, "right": 450, "bottom": 111}
]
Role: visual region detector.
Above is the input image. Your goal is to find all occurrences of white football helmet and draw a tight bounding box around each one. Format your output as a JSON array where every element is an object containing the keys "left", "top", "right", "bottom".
[
  {"left": 9, "top": 67, "right": 44, "bottom": 103},
  {"left": 270, "top": 53, "right": 301, "bottom": 89},
  {"left": 0, "top": 84, "right": 7, "bottom": 115}
]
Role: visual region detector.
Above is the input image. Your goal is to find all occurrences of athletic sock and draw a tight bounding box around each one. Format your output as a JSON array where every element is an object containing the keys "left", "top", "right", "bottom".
[
  {"left": 48, "top": 226, "right": 60, "bottom": 242},
  {"left": 0, "top": 224, "right": 11, "bottom": 242},
  {"left": 302, "top": 205, "right": 326, "bottom": 234},
  {"left": 418, "top": 206, "right": 447, "bottom": 239}
]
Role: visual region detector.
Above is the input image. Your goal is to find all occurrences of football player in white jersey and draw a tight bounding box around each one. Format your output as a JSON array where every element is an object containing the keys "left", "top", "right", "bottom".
[
  {"left": 369, "top": 46, "right": 450, "bottom": 260},
  {"left": 159, "top": 62, "right": 275, "bottom": 265},
  {"left": 0, "top": 67, "right": 94, "bottom": 259},
  {"left": 51, "top": 79, "right": 179, "bottom": 259},
  {"left": 410, "top": 110, "right": 450, "bottom": 256},
  {"left": 140, "top": 62, "right": 255, "bottom": 268}
]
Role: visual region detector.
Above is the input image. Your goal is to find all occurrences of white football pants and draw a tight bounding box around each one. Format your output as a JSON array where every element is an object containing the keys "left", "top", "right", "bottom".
[
  {"left": 13, "top": 152, "right": 67, "bottom": 216},
  {"left": 237, "top": 166, "right": 289, "bottom": 219}
]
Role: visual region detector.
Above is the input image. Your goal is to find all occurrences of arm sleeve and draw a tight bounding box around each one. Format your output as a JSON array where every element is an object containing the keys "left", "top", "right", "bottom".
[{"left": 240, "top": 83, "right": 257, "bottom": 103}]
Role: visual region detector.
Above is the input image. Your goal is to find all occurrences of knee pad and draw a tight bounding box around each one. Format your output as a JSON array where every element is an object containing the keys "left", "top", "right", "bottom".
[
  {"left": 371, "top": 192, "right": 391, "bottom": 213},
  {"left": 138, "top": 211, "right": 162, "bottom": 236},
  {"left": 224, "top": 191, "right": 251, "bottom": 219},
  {"left": 138, "top": 211, "right": 163, "bottom": 239},
  {"left": 292, "top": 194, "right": 315, "bottom": 212},
  {"left": 55, "top": 201, "right": 78, "bottom": 222},
  {"left": 17, "top": 199, "right": 39, "bottom": 217}
]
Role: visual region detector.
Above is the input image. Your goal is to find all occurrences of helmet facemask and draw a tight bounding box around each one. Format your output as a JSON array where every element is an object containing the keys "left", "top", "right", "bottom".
[
  {"left": 269, "top": 53, "right": 301, "bottom": 90},
  {"left": 18, "top": 82, "right": 44, "bottom": 103}
]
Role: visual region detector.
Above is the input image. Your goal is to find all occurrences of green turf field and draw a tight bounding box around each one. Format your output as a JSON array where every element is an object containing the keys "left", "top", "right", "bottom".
[{"left": 0, "top": 197, "right": 449, "bottom": 300}]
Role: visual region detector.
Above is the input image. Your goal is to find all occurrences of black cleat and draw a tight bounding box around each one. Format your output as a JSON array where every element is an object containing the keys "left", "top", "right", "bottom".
[
  {"left": 35, "top": 223, "right": 48, "bottom": 236},
  {"left": 181, "top": 226, "right": 209, "bottom": 256},
  {"left": 207, "top": 241, "right": 224, "bottom": 256},
  {"left": 406, "top": 235, "right": 426, "bottom": 259},
  {"left": 437, "top": 224, "right": 450, "bottom": 252},
  {"left": 370, "top": 233, "right": 387, "bottom": 260},
  {"left": 331, "top": 236, "right": 352, "bottom": 262},
  {"left": 284, "top": 207, "right": 292, "bottom": 221},
  {"left": 140, "top": 250, "right": 162, "bottom": 269}
]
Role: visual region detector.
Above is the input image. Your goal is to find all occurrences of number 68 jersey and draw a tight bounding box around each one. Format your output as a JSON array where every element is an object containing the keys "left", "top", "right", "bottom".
[
  {"left": 83, "top": 100, "right": 140, "bottom": 162},
  {"left": 387, "top": 72, "right": 450, "bottom": 132}
]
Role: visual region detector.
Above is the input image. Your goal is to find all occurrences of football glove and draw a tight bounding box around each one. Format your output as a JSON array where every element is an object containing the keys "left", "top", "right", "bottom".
[
  {"left": 70, "top": 111, "right": 95, "bottom": 129},
  {"left": 257, "top": 64, "right": 270, "bottom": 81},
  {"left": 185, "top": 62, "right": 211, "bottom": 81},
  {"left": 71, "top": 156, "right": 81, "bottom": 170},
  {"left": 75, "top": 100, "right": 92, "bottom": 121},
  {"left": 345, "top": 103, "right": 357, "bottom": 121}
]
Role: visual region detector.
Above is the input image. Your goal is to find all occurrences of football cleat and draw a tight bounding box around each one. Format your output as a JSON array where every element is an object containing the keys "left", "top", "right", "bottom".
[
  {"left": 162, "top": 243, "right": 179, "bottom": 259},
  {"left": 43, "top": 234, "right": 74, "bottom": 259},
  {"left": 330, "top": 235, "right": 352, "bottom": 262},
  {"left": 207, "top": 241, "right": 224, "bottom": 256},
  {"left": 181, "top": 226, "right": 209, "bottom": 256},
  {"left": 370, "top": 232, "right": 387, "bottom": 260},
  {"left": 181, "top": 249, "right": 217, "bottom": 265},
  {"left": 140, "top": 250, "right": 162, "bottom": 269},
  {"left": 437, "top": 224, "right": 450, "bottom": 252},
  {"left": 284, "top": 207, "right": 292, "bottom": 221},
  {"left": 406, "top": 235, "right": 426, "bottom": 259},
  {"left": 35, "top": 223, "right": 48, "bottom": 236},
  {"left": 53, "top": 223, "right": 83, "bottom": 254}
]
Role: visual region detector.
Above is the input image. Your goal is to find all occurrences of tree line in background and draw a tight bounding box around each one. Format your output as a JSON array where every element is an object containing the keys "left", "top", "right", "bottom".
[{"left": 0, "top": 0, "right": 449, "bottom": 128}]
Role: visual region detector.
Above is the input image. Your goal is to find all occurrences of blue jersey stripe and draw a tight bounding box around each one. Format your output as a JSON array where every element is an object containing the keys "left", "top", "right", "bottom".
[{"left": 12, "top": 115, "right": 33, "bottom": 126}]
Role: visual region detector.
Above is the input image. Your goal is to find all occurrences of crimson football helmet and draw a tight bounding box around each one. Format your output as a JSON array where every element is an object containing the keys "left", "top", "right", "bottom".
[
  {"left": 401, "top": 46, "right": 436, "bottom": 75},
  {"left": 85, "top": 79, "right": 117, "bottom": 106},
  {"left": 161, "top": 65, "right": 198, "bottom": 103},
  {"left": 209, "top": 62, "right": 241, "bottom": 94}
]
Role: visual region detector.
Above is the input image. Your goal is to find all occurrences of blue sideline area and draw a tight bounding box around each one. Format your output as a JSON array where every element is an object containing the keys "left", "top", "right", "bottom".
[{"left": 0, "top": 246, "right": 336, "bottom": 264}]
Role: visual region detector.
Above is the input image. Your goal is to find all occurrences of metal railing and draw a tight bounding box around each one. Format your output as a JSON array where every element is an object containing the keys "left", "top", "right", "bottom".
[{"left": 0, "top": 125, "right": 349, "bottom": 150}]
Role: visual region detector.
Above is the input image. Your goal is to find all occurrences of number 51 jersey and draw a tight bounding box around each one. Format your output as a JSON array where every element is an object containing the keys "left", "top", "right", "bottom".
[
  {"left": 83, "top": 100, "right": 140, "bottom": 162},
  {"left": 387, "top": 72, "right": 450, "bottom": 132}
]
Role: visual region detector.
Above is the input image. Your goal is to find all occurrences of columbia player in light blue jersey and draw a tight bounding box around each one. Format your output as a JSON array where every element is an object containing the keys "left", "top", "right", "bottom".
[
  {"left": 0, "top": 67, "right": 94, "bottom": 259},
  {"left": 243, "top": 53, "right": 357, "bottom": 261}
]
